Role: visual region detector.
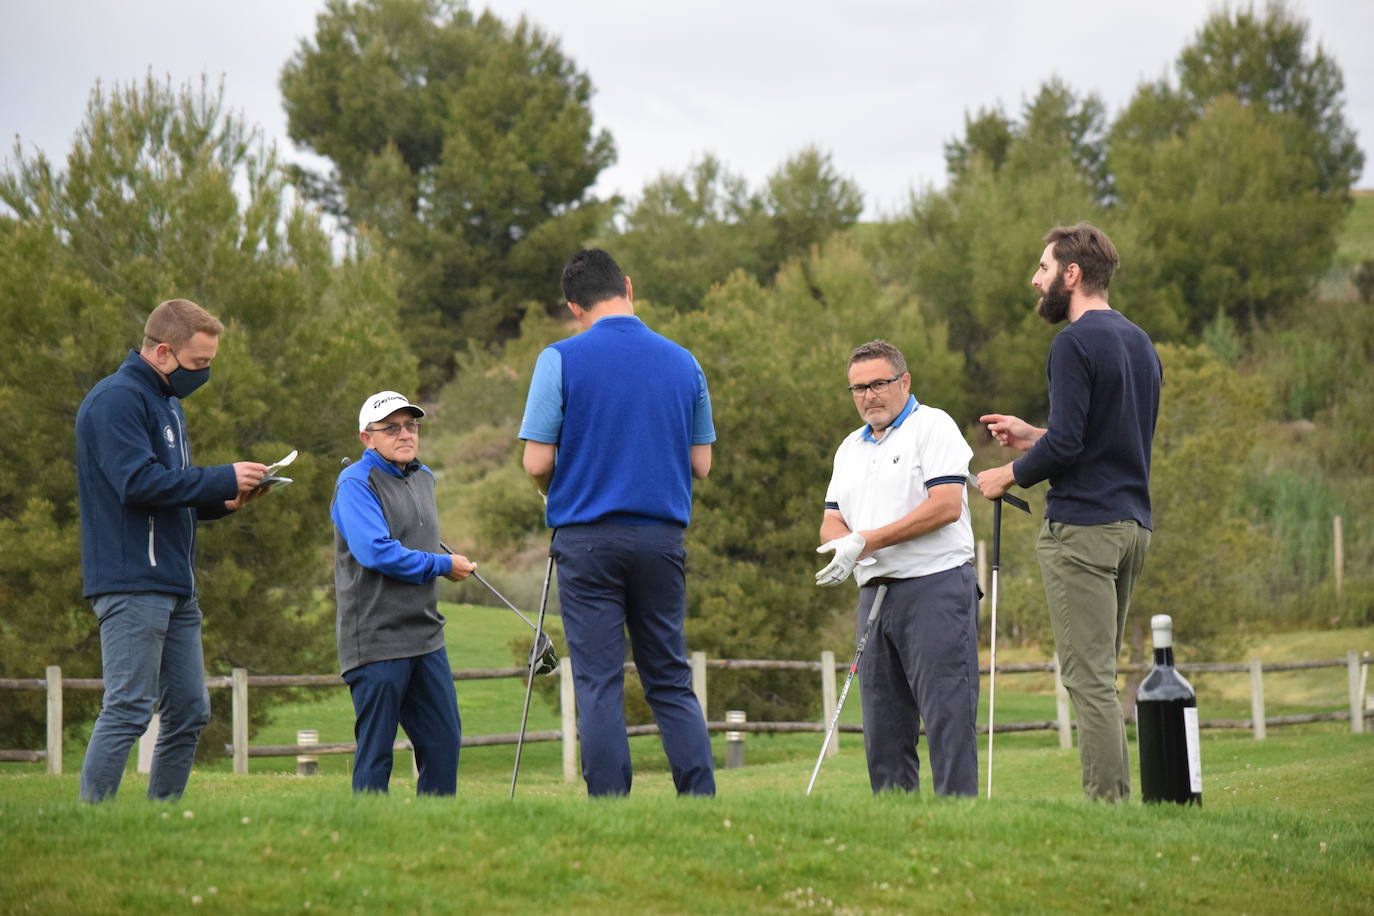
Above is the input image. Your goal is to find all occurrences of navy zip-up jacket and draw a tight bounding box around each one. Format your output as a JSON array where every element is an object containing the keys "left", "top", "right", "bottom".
[{"left": 76, "top": 351, "right": 238, "bottom": 598}]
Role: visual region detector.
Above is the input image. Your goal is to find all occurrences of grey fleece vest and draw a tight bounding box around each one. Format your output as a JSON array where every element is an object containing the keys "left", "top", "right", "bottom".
[{"left": 333, "top": 464, "right": 446, "bottom": 674}]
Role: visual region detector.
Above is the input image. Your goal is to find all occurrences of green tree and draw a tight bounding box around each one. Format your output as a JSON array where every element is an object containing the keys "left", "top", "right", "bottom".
[
  {"left": 888, "top": 148, "right": 1096, "bottom": 420},
  {"left": 609, "top": 155, "right": 768, "bottom": 313},
  {"left": 760, "top": 146, "right": 864, "bottom": 271},
  {"left": 944, "top": 80, "right": 1109, "bottom": 201},
  {"left": 611, "top": 147, "right": 863, "bottom": 314},
  {"left": 1114, "top": 94, "right": 1343, "bottom": 329},
  {"left": 0, "top": 75, "right": 413, "bottom": 754},
  {"left": 1175, "top": 2, "right": 1362, "bottom": 195},
  {"left": 281, "top": 0, "right": 616, "bottom": 383},
  {"left": 1126, "top": 344, "right": 1270, "bottom": 675},
  {"left": 943, "top": 105, "right": 1013, "bottom": 178},
  {"left": 879, "top": 78, "right": 1174, "bottom": 422},
  {"left": 1108, "top": 3, "right": 1361, "bottom": 331}
]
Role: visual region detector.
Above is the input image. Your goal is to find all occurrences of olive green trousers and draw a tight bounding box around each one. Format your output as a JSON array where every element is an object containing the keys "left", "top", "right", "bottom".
[{"left": 1037, "top": 518, "right": 1151, "bottom": 802}]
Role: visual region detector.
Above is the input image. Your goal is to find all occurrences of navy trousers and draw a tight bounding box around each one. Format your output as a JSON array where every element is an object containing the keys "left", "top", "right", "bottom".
[
  {"left": 553, "top": 522, "right": 715, "bottom": 797},
  {"left": 856, "top": 565, "right": 980, "bottom": 797},
  {"left": 343, "top": 647, "right": 461, "bottom": 795}
]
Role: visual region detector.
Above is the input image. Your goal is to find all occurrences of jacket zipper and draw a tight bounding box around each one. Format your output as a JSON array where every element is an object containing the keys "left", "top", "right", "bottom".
[
  {"left": 405, "top": 475, "right": 426, "bottom": 526},
  {"left": 174, "top": 404, "right": 195, "bottom": 591},
  {"left": 147, "top": 516, "right": 158, "bottom": 566}
]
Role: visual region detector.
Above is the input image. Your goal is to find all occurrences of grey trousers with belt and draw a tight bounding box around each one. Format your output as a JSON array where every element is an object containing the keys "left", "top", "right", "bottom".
[{"left": 856, "top": 563, "right": 981, "bottom": 797}]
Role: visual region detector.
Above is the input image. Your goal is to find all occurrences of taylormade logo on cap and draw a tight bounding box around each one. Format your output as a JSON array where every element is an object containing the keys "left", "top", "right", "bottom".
[{"left": 358, "top": 390, "right": 426, "bottom": 431}]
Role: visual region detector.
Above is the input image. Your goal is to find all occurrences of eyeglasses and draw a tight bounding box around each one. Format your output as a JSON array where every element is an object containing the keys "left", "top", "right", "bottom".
[
  {"left": 848, "top": 375, "right": 902, "bottom": 396},
  {"left": 365, "top": 421, "right": 422, "bottom": 436}
]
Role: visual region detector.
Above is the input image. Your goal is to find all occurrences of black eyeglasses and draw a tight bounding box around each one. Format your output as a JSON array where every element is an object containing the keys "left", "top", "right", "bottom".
[
  {"left": 366, "top": 421, "right": 422, "bottom": 436},
  {"left": 848, "top": 375, "right": 901, "bottom": 396}
]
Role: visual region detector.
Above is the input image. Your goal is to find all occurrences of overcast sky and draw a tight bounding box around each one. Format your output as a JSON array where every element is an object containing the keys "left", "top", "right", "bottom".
[{"left": 3, "top": 1, "right": 1371, "bottom": 219}]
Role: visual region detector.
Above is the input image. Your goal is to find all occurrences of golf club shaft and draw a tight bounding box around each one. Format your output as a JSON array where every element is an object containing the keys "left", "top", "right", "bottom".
[
  {"left": 438, "top": 539, "right": 541, "bottom": 632},
  {"left": 987, "top": 498, "right": 1002, "bottom": 800},
  {"left": 473, "top": 572, "right": 540, "bottom": 632},
  {"left": 510, "top": 550, "right": 555, "bottom": 800},
  {"left": 806, "top": 584, "right": 888, "bottom": 796}
]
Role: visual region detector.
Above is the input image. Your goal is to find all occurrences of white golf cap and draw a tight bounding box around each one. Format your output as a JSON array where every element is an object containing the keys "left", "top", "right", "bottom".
[{"left": 358, "top": 390, "right": 425, "bottom": 432}]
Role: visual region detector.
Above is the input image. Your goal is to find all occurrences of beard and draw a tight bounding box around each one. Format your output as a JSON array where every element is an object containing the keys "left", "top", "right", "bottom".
[{"left": 1036, "top": 270, "right": 1071, "bottom": 324}]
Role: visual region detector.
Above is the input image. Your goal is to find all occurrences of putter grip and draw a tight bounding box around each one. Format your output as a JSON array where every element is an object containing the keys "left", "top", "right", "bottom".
[{"left": 1001, "top": 491, "right": 1031, "bottom": 513}]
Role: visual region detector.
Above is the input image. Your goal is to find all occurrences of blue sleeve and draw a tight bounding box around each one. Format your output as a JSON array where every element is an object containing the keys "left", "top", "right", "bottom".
[
  {"left": 331, "top": 475, "right": 452, "bottom": 583},
  {"left": 691, "top": 356, "right": 716, "bottom": 445},
  {"left": 1014, "top": 331, "right": 1091, "bottom": 487},
  {"left": 518, "top": 347, "right": 564, "bottom": 443},
  {"left": 195, "top": 502, "right": 234, "bottom": 522},
  {"left": 83, "top": 386, "right": 238, "bottom": 508}
]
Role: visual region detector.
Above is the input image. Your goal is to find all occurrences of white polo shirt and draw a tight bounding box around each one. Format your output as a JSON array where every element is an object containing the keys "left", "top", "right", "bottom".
[{"left": 824, "top": 396, "right": 975, "bottom": 586}]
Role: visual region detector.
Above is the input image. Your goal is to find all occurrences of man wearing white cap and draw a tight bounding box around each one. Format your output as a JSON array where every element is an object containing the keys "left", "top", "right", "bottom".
[{"left": 331, "top": 390, "right": 476, "bottom": 795}]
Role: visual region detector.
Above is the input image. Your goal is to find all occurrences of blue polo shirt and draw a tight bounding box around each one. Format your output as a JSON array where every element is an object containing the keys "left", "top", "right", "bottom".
[{"left": 519, "top": 315, "right": 714, "bottom": 528}]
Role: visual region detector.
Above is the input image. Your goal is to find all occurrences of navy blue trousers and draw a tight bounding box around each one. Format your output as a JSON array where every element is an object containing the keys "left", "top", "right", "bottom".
[
  {"left": 343, "top": 647, "right": 461, "bottom": 795},
  {"left": 857, "top": 565, "right": 981, "bottom": 797},
  {"left": 553, "top": 522, "right": 715, "bottom": 797}
]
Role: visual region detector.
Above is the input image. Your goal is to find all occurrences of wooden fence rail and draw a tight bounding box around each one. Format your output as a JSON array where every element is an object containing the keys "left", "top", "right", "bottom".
[{"left": 3, "top": 650, "right": 1369, "bottom": 779}]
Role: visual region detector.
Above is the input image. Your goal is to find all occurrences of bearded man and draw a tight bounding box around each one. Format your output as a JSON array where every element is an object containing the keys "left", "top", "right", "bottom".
[{"left": 976, "top": 222, "right": 1162, "bottom": 802}]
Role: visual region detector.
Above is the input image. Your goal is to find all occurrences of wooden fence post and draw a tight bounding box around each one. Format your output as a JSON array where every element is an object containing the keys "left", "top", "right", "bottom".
[
  {"left": 45, "top": 666, "right": 62, "bottom": 776},
  {"left": 1052, "top": 654, "right": 1072, "bottom": 749},
  {"left": 1349, "top": 651, "right": 1364, "bottom": 735},
  {"left": 1249, "top": 658, "right": 1266, "bottom": 741},
  {"left": 820, "top": 650, "right": 838, "bottom": 757},
  {"left": 232, "top": 668, "right": 249, "bottom": 775},
  {"left": 1361, "top": 652, "right": 1370, "bottom": 721},
  {"left": 1333, "top": 515, "right": 1343, "bottom": 599},
  {"left": 560, "top": 658, "right": 577, "bottom": 783},
  {"left": 691, "top": 651, "right": 707, "bottom": 723},
  {"left": 296, "top": 729, "right": 319, "bottom": 776}
]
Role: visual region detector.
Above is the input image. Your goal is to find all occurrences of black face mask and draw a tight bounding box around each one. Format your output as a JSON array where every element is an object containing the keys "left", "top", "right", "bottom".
[{"left": 166, "top": 352, "right": 211, "bottom": 398}]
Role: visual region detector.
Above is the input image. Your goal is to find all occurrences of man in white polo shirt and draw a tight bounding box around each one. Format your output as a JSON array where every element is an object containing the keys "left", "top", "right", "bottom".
[{"left": 816, "top": 339, "right": 980, "bottom": 797}]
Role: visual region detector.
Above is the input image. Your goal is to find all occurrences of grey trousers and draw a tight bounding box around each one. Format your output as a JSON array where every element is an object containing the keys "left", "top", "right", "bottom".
[
  {"left": 1037, "top": 518, "right": 1151, "bottom": 802},
  {"left": 856, "top": 564, "right": 980, "bottom": 797}
]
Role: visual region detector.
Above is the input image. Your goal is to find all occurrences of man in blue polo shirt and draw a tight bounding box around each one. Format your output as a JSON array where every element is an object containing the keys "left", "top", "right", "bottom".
[
  {"left": 977, "top": 222, "right": 1162, "bottom": 802},
  {"left": 817, "top": 339, "right": 980, "bottom": 797},
  {"left": 519, "top": 248, "right": 715, "bottom": 798}
]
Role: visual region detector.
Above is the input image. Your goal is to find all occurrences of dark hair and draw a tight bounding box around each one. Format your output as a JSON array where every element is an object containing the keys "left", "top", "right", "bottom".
[
  {"left": 561, "top": 249, "right": 626, "bottom": 308},
  {"left": 848, "top": 339, "right": 907, "bottom": 375},
  {"left": 143, "top": 298, "right": 223, "bottom": 348},
  {"left": 1044, "top": 222, "right": 1120, "bottom": 296}
]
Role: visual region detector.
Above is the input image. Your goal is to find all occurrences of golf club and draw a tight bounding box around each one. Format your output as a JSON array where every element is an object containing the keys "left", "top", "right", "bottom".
[
  {"left": 440, "top": 541, "right": 558, "bottom": 676},
  {"left": 987, "top": 497, "right": 1002, "bottom": 799},
  {"left": 806, "top": 583, "right": 889, "bottom": 796},
  {"left": 968, "top": 476, "right": 1030, "bottom": 799},
  {"left": 510, "top": 549, "right": 555, "bottom": 800}
]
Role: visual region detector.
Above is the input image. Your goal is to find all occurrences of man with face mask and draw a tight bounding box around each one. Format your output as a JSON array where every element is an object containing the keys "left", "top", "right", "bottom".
[
  {"left": 75, "top": 298, "right": 272, "bottom": 802},
  {"left": 976, "top": 223, "right": 1162, "bottom": 803}
]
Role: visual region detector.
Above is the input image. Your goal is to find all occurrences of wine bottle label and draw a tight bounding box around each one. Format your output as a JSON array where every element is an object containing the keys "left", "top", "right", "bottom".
[{"left": 1183, "top": 706, "right": 1203, "bottom": 793}]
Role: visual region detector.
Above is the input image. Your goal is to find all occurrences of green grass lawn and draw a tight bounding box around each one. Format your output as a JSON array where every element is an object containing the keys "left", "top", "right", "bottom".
[
  {"left": 3, "top": 728, "right": 1371, "bottom": 914},
  {"left": 4, "top": 607, "right": 1371, "bottom": 913},
  {"left": 1336, "top": 189, "right": 1374, "bottom": 266}
]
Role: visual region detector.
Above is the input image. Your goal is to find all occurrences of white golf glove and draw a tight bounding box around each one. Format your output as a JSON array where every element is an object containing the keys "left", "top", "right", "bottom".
[{"left": 815, "top": 532, "right": 867, "bottom": 587}]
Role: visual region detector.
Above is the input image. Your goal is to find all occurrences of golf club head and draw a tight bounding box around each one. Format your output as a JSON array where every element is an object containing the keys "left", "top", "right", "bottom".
[{"left": 530, "top": 633, "right": 558, "bottom": 676}]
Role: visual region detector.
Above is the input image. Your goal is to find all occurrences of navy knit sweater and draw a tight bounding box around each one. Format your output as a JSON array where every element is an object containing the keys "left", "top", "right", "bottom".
[{"left": 1013, "top": 310, "right": 1162, "bottom": 529}]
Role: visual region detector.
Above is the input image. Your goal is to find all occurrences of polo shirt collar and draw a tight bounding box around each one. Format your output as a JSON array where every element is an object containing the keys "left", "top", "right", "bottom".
[
  {"left": 589, "top": 314, "right": 643, "bottom": 329},
  {"left": 861, "top": 395, "right": 919, "bottom": 443}
]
